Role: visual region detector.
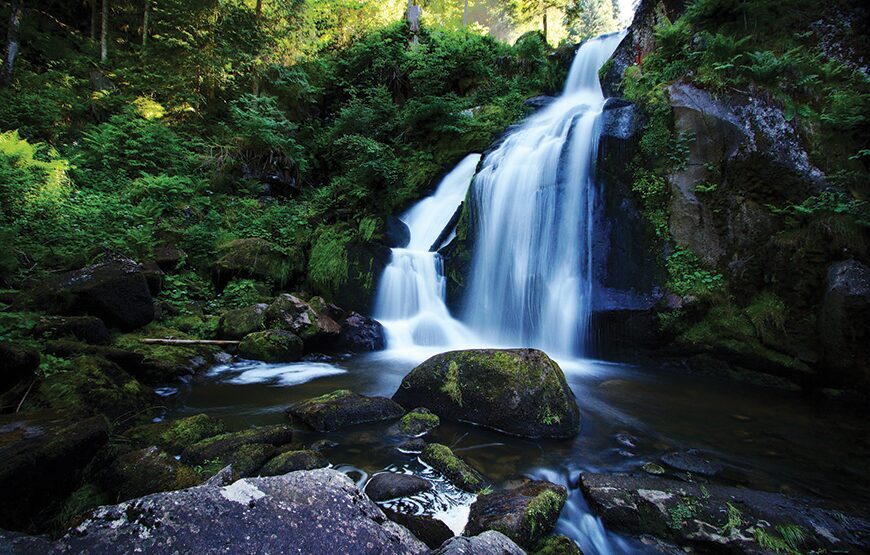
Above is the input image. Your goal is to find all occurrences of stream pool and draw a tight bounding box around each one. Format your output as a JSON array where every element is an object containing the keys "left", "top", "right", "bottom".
[{"left": 163, "top": 351, "right": 870, "bottom": 553}]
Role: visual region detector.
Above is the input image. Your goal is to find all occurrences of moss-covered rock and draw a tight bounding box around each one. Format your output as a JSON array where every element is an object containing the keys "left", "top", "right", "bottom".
[
  {"left": 264, "top": 294, "right": 341, "bottom": 348},
  {"left": 217, "top": 303, "right": 268, "bottom": 340},
  {"left": 28, "top": 355, "right": 152, "bottom": 420},
  {"left": 420, "top": 443, "right": 484, "bottom": 493},
  {"left": 393, "top": 349, "right": 581, "bottom": 438},
  {"left": 0, "top": 411, "right": 109, "bottom": 531},
  {"left": 123, "top": 414, "right": 226, "bottom": 454},
  {"left": 108, "top": 446, "right": 201, "bottom": 500},
  {"left": 181, "top": 424, "right": 293, "bottom": 465},
  {"left": 532, "top": 535, "right": 581, "bottom": 555},
  {"left": 394, "top": 408, "right": 440, "bottom": 437},
  {"left": 0, "top": 341, "right": 39, "bottom": 393},
  {"left": 465, "top": 480, "right": 567, "bottom": 549},
  {"left": 260, "top": 449, "right": 329, "bottom": 476},
  {"left": 211, "top": 238, "right": 302, "bottom": 293},
  {"left": 114, "top": 324, "right": 220, "bottom": 384},
  {"left": 238, "top": 330, "right": 304, "bottom": 362},
  {"left": 32, "top": 316, "right": 111, "bottom": 345},
  {"left": 287, "top": 389, "right": 404, "bottom": 432},
  {"left": 226, "top": 443, "right": 277, "bottom": 478}
]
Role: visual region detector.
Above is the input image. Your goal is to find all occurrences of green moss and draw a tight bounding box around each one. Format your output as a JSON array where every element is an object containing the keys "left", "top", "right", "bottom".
[
  {"left": 421, "top": 443, "right": 484, "bottom": 492},
  {"left": 56, "top": 483, "right": 108, "bottom": 527},
  {"left": 399, "top": 409, "right": 440, "bottom": 435},
  {"left": 525, "top": 489, "right": 567, "bottom": 538},
  {"left": 307, "top": 226, "right": 352, "bottom": 295},
  {"left": 668, "top": 496, "right": 698, "bottom": 530},
  {"left": 533, "top": 535, "right": 581, "bottom": 555},
  {"left": 237, "top": 330, "right": 303, "bottom": 363},
  {"left": 745, "top": 292, "right": 787, "bottom": 342},
  {"left": 124, "top": 414, "right": 226, "bottom": 454},
  {"left": 260, "top": 449, "right": 328, "bottom": 476},
  {"left": 441, "top": 361, "right": 463, "bottom": 406}
]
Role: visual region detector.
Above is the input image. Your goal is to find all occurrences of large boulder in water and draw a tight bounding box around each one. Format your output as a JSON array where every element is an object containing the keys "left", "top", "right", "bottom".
[
  {"left": 392, "top": 349, "right": 581, "bottom": 438},
  {"left": 20, "top": 256, "right": 155, "bottom": 331},
  {"left": 465, "top": 480, "right": 567, "bottom": 549},
  {"left": 0, "top": 411, "right": 109, "bottom": 531},
  {"left": 51, "top": 469, "right": 428, "bottom": 554}
]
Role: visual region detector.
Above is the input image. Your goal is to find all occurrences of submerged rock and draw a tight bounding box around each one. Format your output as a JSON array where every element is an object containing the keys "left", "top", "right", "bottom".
[
  {"left": 465, "top": 480, "right": 568, "bottom": 549},
  {"left": 365, "top": 472, "right": 432, "bottom": 502},
  {"left": 337, "top": 311, "right": 386, "bottom": 352},
  {"left": 260, "top": 450, "right": 328, "bottom": 476},
  {"left": 580, "top": 472, "right": 870, "bottom": 553},
  {"left": 0, "top": 411, "right": 108, "bottom": 531},
  {"left": 20, "top": 256, "right": 155, "bottom": 331},
  {"left": 421, "top": 443, "right": 485, "bottom": 493},
  {"left": 392, "top": 349, "right": 581, "bottom": 438},
  {"left": 52, "top": 469, "right": 428, "bottom": 554},
  {"left": 435, "top": 531, "right": 525, "bottom": 554},
  {"left": 287, "top": 389, "right": 404, "bottom": 432},
  {"left": 237, "top": 329, "right": 304, "bottom": 362}
]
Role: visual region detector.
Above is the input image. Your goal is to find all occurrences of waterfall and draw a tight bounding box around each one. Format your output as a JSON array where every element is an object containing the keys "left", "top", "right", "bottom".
[
  {"left": 374, "top": 154, "right": 481, "bottom": 356},
  {"left": 461, "top": 32, "right": 625, "bottom": 358},
  {"left": 374, "top": 33, "right": 623, "bottom": 360}
]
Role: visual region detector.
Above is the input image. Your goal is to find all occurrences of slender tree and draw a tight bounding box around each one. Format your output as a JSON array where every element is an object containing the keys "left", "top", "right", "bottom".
[
  {"left": 90, "top": 0, "right": 98, "bottom": 39},
  {"left": 142, "top": 0, "right": 151, "bottom": 46},
  {"left": 0, "top": 0, "right": 23, "bottom": 87},
  {"left": 462, "top": 0, "right": 469, "bottom": 26},
  {"left": 100, "top": 0, "right": 109, "bottom": 62}
]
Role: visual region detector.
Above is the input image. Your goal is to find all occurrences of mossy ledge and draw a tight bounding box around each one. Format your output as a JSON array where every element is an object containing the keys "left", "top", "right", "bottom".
[{"left": 420, "top": 443, "right": 485, "bottom": 492}]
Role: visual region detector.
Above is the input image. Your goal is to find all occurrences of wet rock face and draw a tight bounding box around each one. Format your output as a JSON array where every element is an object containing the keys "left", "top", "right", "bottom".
[
  {"left": 580, "top": 472, "right": 870, "bottom": 554},
  {"left": 0, "top": 411, "right": 108, "bottom": 531},
  {"left": 465, "top": 480, "right": 567, "bottom": 549},
  {"left": 365, "top": 472, "right": 432, "bottom": 502},
  {"left": 21, "top": 256, "right": 155, "bottom": 331},
  {"left": 385, "top": 215, "right": 411, "bottom": 248},
  {"left": 336, "top": 311, "right": 386, "bottom": 352},
  {"left": 52, "top": 469, "right": 428, "bottom": 554},
  {"left": 819, "top": 260, "right": 870, "bottom": 389},
  {"left": 287, "top": 389, "right": 405, "bottom": 432},
  {"left": 435, "top": 531, "right": 525, "bottom": 555},
  {"left": 393, "top": 349, "right": 581, "bottom": 439}
]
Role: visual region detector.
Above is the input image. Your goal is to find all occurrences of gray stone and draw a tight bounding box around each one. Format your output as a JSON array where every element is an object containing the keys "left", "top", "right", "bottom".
[
  {"left": 365, "top": 472, "right": 432, "bottom": 502},
  {"left": 435, "top": 531, "right": 525, "bottom": 554},
  {"left": 288, "top": 389, "right": 404, "bottom": 432},
  {"left": 53, "top": 469, "right": 428, "bottom": 554}
]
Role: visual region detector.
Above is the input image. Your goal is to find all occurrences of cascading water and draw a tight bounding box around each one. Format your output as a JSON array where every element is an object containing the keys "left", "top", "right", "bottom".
[
  {"left": 461, "top": 32, "right": 625, "bottom": 358},
  {"left": 374, "top": 154, "right": 481, "bottom": 356}
]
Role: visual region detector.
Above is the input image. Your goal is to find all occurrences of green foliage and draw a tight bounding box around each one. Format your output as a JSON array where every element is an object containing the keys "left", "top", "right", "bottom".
[
  {"left": 38, "top": 354, "right": 74, "bottom": 378},
  {"left": 745, "top": 292, "right": 786, "bottom": 342},
  {"left": 754, "top": 524, "right": 807, "bottom": 555},
  {"left": 668, "top": 496, "right": 698, "bottom": 530},
  {"left": 719, "top": 502, "right": 744, "bottom": 535},
  {"left": 666, "top": 248, "right": 725, "bottom": 298},
  {"left": 308, "top": 226, "right": 353, "bottom": 295}
]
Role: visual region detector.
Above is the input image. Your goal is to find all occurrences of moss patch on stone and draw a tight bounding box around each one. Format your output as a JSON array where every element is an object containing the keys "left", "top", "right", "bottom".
[
  {"left": 123, "top": 414, "right": 226, "bottom": 454},
  {"left": 421, "top": 443, "right": 484, "bottom": 492},
  {"left": 181, "top": 424, "right": 293, "bottom": 465},
  {"left": 237, "top": 329, "right": 303, "bottom": 363},
  {"left": 440, "top": 361, "right": 462, "bottom": 406},
  {"left": 526, "top": 489, "right": 568, "bottom": 538},
  {"left": 260, "top": 450, "right": 329, "bottom": 476},
  {"left": 398, "top": 408, "right": 440, "bottom": 436}
]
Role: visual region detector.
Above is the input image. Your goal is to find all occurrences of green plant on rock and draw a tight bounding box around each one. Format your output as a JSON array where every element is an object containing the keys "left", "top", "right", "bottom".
[
  {"left": 668, "top": 496, "right": 698, "bottom": 530},
  {"left": 754, "top": 523, "right": 807, "bottom": 555},
  {"left": 666, "top": 247, "right": 726, "bottom": 298},
  {"left": 441, "top": 361, "right": 463, "bottom": 406},
  {"left": 525, "top": 489, "right": 567, "bottom": 538},
  {"left": 308, "top": 226, "right": 353, "bottom": 296},
  {"left": 719, "top": 502, "right": 744, "bottom": 535}
]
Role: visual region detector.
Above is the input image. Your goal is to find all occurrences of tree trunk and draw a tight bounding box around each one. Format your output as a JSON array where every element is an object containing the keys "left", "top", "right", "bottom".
[
  {"left": 255, "top": 0, "right": 263, "bottom": 18},
  {"left": 542, "top": 8, "right": 548, "bottom": 45},
  {"left": 90, "top": 0, "right": 98, "bottom": 39},
  {"left": 0, "top": 0, "right": 23, "bottom": 87},
  {"left": 462, "top": 0, "right": 469, "bottom": 27},
  {"left": 100, "top": 0, "right": 108, "bottom": 62},
  {"left": 142, "top": 0, "right": 150, "bottom": 46}
]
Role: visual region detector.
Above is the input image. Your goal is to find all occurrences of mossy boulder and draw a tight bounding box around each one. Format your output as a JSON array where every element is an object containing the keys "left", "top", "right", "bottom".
[
  {"left": 265, "top": 294, "right": 341, "bottom": 349},
  {"left": 32, "top": 316, "right": 110, "bottom": 345},
  {"left": 393, "top": 349, "right": 581, "bottom": 439},
  {"left": 0, "top": 411, "right": 109, "bottom": 531},
  {"left": 217, "top": 303, "right": 268, "bottom": 340},
  {"left": 114, "top": 324, "right": 220, "bottom": 384},
  {"left": 20, "top": 256, "right": 155, "bottom": 331},
  {"left": 260, "top": 450, "right": 329, "bottom": 476},
  {"left": 0, "top": 341, "right": 39, "bottom": 393},
  {"left": 532, "top": 535, "right": 581, "bottom": 555},
  {"left": 287, "top": 389, "right": 405, "bottom": 432},
  {"left": 365, "top": 472, "right": 432, "bottom": 502},
  {"left": 420, "top": 443, "right": 485, "bottom": 493},
  {"left": 465, "top": 480, "right": 567, "bottom": 549},
  {"left": 123, "top": 414, "right": 226, "bottom": 454},
  {"left": 393, "top": 408, "right": 440, "bottom": 437},
  {"left": 28, "top": 355, "right": 152, "bottom": 420},
  {"left": 238, "top": 330, "right": 304, "bottom": 362},
  {"left": 108, "top": 446, "right": 201, "bottom": 500},
  {"left": 181, "top": 424, "right": 293, "bottom": 465},
  {"left": 211, "top": 238, "right": 302, "bottom": 292},
  {"left": 225, "top": 443, "right": 277, "bottom": 478}
]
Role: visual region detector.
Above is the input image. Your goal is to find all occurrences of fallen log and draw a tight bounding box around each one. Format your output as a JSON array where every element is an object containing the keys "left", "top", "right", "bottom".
[{"left": 140, "top": 339, "right": 240, "bottom": 346}]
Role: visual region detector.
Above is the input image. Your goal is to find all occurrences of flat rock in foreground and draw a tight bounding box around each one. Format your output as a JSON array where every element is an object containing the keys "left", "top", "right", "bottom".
[
  {"left": 53, "top": 468, "right": 427, "bottom": 554},
  {"left": 393, "top": 349, "right": 580, "bottom": 438},
  {"left": 580, "top": 472, "right": 870, "bottom": 554}
]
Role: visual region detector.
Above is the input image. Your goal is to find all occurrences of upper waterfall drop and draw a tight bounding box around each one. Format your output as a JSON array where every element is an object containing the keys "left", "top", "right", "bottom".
[{"left": 460, "top": 32, "right": 625, "bottom": 358}]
